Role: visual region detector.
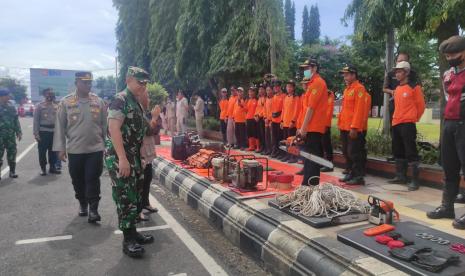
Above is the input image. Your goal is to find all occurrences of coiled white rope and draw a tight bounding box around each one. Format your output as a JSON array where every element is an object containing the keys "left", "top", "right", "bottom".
[{"left": 276, "top": 182, "right": 369, "bottom": 219}]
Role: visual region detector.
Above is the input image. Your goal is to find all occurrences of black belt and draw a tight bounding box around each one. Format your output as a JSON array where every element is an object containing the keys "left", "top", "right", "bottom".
[{"left": 40, "top": 124, "right": 55, "bottom": 128}]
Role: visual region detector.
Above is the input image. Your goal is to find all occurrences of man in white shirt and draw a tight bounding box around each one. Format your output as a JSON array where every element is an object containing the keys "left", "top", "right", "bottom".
[
  {"left": 176, "top": 90, "right": 188, "bottom": 134},
  {"left": 193, "top": 93, "right": 205, "bottom": 138},
  {"left": 166, "top": 97, "right": 176, "bottom": 136}
]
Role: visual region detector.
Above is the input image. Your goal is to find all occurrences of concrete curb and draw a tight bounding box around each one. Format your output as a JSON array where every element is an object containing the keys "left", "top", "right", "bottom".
[{"left": 152, "top": 157, "right": 406, "bottom": 276}]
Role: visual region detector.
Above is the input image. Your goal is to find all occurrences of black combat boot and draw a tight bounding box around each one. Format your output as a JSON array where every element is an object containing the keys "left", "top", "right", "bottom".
[
  {"left": 427, "top": 192, "right": 455, "bottom": 219},
  {"left": 345, "top": 176, "right": 365, "bottom": 186},
  {"left": 453, "top": 214, "right": 465, "bottom": 229},
  {"left": 78, "top": 200, "right": 88, "bottom": 217},
  {"left": 339, "top": 173, "right": 353, "bottom": 182},
  {"left": 88, "top": 200, "right": 101, "bottom": 223},
  {"left": 9, "top": 163, "right": 18, "bottom": 178},
  {"left": 40, "top": 165, "right": 47, "bottom": 176},
  {"left": 388, "top": 159, "right": 408, "bottom": 184},
  {"left": 131, "top": 228, "right": 154, "bottom": 244},
  {"left": 49, "top": 165, "right": 61, "bottom": 175},
  {"left": 122, "top": 229, "right": 145, "bottom": 258},
  {"left": 455, "top": 193, "right": 465, "bottom": 204},
  {"left": 408, "top": 162, "right": 420, "bottom": 191}
]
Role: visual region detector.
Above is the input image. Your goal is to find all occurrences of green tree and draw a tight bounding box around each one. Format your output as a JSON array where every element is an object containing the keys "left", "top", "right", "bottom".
[
  {"left": 0, "top": 77, "right": 27, "bottom": 103},
  {"left": 146, "top": 82, "right": 169, "bottom": 108},
  {"left": 113, "top": 0, "right": 151, "bottom": 89},
  {"left": 148, "top": 0, "right": 181, "bottom": 92},
  {"left": 308, "top": 5, "right": 321, "bottom": 44},
  {"left": 284, "top": 0, "right": 295, "bottom": 40},
  {"left": 302, "top": 5, "right": 310, "bottom": 44},
  {"left": 95, "top": 76, "right": 117, "bottom": 100}
]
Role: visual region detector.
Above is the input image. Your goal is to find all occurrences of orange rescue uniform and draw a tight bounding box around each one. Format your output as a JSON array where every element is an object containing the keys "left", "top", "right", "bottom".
[
  {"left": 219, "top": 99, "right": 229, "bottom": 120},
  {"left": 338, "top": 80, "right": 369, "bottom": 132},
  {"left": 392, "top": 84, "right": 425, "bottom": 127},
  {"left": 264, "top": 96, "right": 273, "bottom": 125},
  {"left": 271, "top": 93, "right": 285, "bottom": 123},
  {"left": 226, "top": 95, "right": 238, "bottom": 119},
  {"left": 325, "top": 91, "right": 335, "bottom": 128},
  {"left": 282, "top": 95, "right": 300, "bottom": 128},
  {"left": 301, "top": 74, "right": 328, "bottom": 133},
  {"left": 255, "top": 96, "right": 266, "bottom": 118},
  {"left": 246, "top": 98, "right": 257, "bottom": 120},
  {"left": 233, "top": 98, "right": 247, "bottom": 123}
]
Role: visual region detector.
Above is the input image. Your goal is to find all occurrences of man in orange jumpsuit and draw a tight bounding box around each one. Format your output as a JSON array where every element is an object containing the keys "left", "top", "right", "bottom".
[
  {"left": 254, "top": 84, "right": 266, "bottom": 153},
  {"left": 270, "top": 81, "right": 285, "bottom": 159},
  {"left": 321, "top": 90, "right": 335, "bottom": 172},
  {"left": 225, "top": 86, "right": 238, "bottom": 148},
  {"left": 281, "top": 80, "right": 300, "bottom": 163},
  {"left": 263, "top": 85, "right": 274, "bottom": 155},
  {"left": 233, "top": 87, "right": 247, "bottom": 150},
  {"left": 297, "top": 58, "right": 328, "bottom": 186},
  {"left": 246, "top": 87, "right": 258, "bottom": 151},
  {"left": 338, "top": 65, "right": 370, "bottom": 185},
  {"left": 218, "top": 88, "right": 229, "bottom": 144}
]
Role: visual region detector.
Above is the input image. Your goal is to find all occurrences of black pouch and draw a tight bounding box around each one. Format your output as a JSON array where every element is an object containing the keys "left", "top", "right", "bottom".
[
  {"left": 389, "top": 246, "right": 431, "bottom": 262},
  {"left": 272, "top": 111, "right": 281, "bottom": 118},
  {"left": 385, "top": 231, "right": 402, "bottom": 240},
  {"left": 411, "top": 250, "right": 460, "bottom": 273}
]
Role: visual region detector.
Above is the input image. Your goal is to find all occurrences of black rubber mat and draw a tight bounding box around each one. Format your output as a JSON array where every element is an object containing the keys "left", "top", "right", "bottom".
[
  {"left": 337, "top": 221, "right": 465, "bottom": 276},
  {"left": 268, "top": 199, "right": 368, "bottom": 228}
]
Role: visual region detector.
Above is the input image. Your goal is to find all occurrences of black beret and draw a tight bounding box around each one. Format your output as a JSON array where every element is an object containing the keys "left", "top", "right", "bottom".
[
  {"left": 0, "top": 88, "right": 9, "bottom": 96},
  {"left": 339, "top": 64, "right": 358, "bottom": 74},
  {"left": 272, "top": 80, "right": 282, "bottom": 86},
  {"left": 439, "top": 35, "right": 465, "bottom": 54}
]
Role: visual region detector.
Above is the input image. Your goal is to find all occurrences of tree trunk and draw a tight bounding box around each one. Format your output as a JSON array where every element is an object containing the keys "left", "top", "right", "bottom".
[
  {"left": 270, "top": 31, "right": 277, "bottom": 74},
  {"left": 383, "top": 28, "right": 395, "bottom": 136},
  {"left": 435, "top": 21, "right": 459, "bottom": 135}
]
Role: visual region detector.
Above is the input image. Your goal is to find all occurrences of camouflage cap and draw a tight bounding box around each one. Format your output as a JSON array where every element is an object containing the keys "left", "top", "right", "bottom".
[
  {"left": 439, "top": 35, "right": 465, "bottom": 54},
  {"left": 0, "top": 88, "right": 9, "bottom": 96},
  {"left": 75, "top": 71, "right": 93, "bottom": 81},
  {"left": 127, "top": 66, "right": 150, "bottom": 82}
]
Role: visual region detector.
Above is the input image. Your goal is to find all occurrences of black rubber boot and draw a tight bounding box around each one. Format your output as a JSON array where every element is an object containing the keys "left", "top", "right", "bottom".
[
  {"left": 339, "top": 173, "right": 353, "bottom": 182},
  {"left": 320, "top": 166, "right": 333, "bottom": 172},
  {"left": 122, "top": 229, "right": 144, "bottom": 258},
  {"left": 88, "top": 200, "right": 101, "bottom": 223},
  {"left": 408, "top": 162, "right": 420, "bottom": 191},
  {"left": 132, "top": 228, "right": 154, "bottom": 244},
  {"left": 345, "top": 176, "right": 365, "bottom": 186},
  {"left": 40, "top": 165, "right": 47, "bottom": 176},
  {"left": 427, "top": 191, "right": 455, "bottom": 219},
  {"left": 453, "top": 214, "right": 465, "bottom": 230},
  {"left": 388, "top": 159, "right": 408, "bottom": 184},
  {"left": 78, "top": 200, "right": 88, "bottom": 217},
  {"left": 9, "top": 163, "right": 18, "bottom": 178}
]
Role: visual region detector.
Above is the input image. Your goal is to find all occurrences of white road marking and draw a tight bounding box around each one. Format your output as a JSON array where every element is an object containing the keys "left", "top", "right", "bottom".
[
  {"left": 114, "top": 225, "right": 170, "bottom": 234},
  {"left": 149, "top": 193, "right": 228, "bottom": 276},
  {"left": 16, "top": 235, "right": 72, "bottom": 245},
  {"left": 1, "top": 142, "right": 37, "bottom": 177},
  {"left": 170, "top": 273, "right": 187, "bottom": 276}
]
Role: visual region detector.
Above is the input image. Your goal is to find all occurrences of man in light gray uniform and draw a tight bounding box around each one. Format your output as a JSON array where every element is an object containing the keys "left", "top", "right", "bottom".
[
  {"left": 33, "top": 88, "right": 60, "bottom": 176},
  {"left": 53, "top": 72, "right": 107, "bottom": 223}
]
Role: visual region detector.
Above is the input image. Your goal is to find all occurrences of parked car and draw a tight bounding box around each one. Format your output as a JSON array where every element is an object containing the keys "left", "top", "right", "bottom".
[{"left": 21, "top": 102, "right": 35, "bottom": 116}]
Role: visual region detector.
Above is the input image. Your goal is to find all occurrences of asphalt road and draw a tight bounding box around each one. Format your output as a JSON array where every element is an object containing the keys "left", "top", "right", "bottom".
[{"left": 0, "top": 118, "right": 268, "bottom": 276}]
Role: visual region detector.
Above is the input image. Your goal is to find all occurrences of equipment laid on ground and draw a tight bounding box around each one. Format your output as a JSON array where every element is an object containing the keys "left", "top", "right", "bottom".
[
  {"left": 171, "top": 134, "right": 188, "bottom": 160},
  {"left": 171, "top": 132, "right": 216, "bottom": 161},
  {"left": 231, "top": 159, "right": 263, "bottom": 190},
  {"left": 368, "top": 195, "right": 400, "bottom": 225},
  {"left": 276, "top": 183, "right": 369, "bottom": 218},
  {"left": 268, "top": 171, "right": 294, "bottom": 190},
  {"left": 364, "top": 224, "right": 396, "bottom": 236},
  {"left": 185, "top": 149, "right": 222, "bottom": 169}
]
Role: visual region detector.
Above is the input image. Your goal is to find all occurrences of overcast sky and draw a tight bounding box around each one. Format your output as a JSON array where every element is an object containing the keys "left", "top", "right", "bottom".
[{"left": 0, "top": 0, "right": 352, "bottom": 89}]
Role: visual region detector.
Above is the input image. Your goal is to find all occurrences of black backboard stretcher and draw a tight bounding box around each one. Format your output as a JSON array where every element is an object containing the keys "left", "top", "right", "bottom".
[
  {"left": 268, "top": 199, "right": 368, "bottom": 228},
  {"left": 337, "top": 221, "right": 465, "bottom": 276}
]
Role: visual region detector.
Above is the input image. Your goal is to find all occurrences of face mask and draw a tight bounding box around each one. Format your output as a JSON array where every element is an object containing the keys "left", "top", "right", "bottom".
[
  {"left": 448, "top": 56, "right": 464, "bottom": 67},
  {"left": 304, "top": 69, "right": 312, "bottom": 79}
]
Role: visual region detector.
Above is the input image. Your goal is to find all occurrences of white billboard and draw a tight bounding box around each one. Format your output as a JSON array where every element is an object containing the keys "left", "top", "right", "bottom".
[{"left": 30, "top": 68, "right": 83, "bottom": 102}]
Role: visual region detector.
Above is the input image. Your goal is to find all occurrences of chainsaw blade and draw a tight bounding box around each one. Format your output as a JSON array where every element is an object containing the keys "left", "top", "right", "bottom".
[{"left": 279, "top": 146, "right": 334, "bottom": 169}]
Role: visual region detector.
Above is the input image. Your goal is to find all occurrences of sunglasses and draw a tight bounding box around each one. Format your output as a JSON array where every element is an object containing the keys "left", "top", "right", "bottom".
[{"left": 137, "top": 81, "right": 148, "bottom": 86}]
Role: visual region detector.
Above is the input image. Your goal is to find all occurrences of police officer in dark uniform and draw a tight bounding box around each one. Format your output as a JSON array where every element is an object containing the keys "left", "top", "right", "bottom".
[
  {"left": 33, "top": 88, "right": 60, "bottom": 176},
  {"left": 427, "top": 36, "right": 465, "bottom": 229},
  {"left": 53, "top": 72, "right": 107, "bottom": 223}
]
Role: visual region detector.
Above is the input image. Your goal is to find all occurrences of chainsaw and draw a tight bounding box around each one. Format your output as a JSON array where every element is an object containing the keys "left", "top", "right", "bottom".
[
  {"left": 279, "top": 135, "right": 334, "bottom": 169},
  {"left": 367, "top": 195, "right": 400, "bottom": 225}
]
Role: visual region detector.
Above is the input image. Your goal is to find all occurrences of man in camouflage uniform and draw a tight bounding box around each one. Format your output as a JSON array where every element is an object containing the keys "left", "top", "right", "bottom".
[
  {"left": 105, "top": 66, "right": 154, "bottom": 258},
  {"left": 0, "top": 89, "right": 22, "bottom": 180},
  {"left": 53, "top": 72, "right": 107, "bottom": 223},
  {"left": 33, "top": 88, "right": 60, "bottom": 176}
]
